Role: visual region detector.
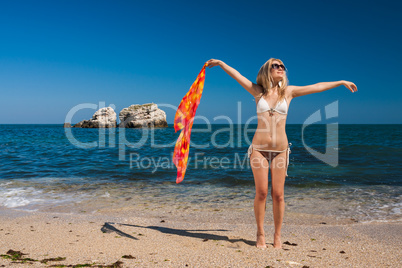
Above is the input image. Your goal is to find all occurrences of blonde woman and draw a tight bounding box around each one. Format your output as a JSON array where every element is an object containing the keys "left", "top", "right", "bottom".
[{"left": 206, "top": 58, "right": 357, "bottom": 248}]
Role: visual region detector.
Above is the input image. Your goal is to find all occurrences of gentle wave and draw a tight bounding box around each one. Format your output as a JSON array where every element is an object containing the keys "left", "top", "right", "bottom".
[{"left": 0, "top": 178, "right": 400, "bottom": 223}]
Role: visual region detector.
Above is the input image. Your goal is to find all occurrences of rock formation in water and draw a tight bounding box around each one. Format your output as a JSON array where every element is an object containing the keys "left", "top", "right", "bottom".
[
  {"left": 73, "top": 107, "right": 117, "bottom": 128},
  {"left": 119, "top": 103, "right": 168, "bottom": 128}
]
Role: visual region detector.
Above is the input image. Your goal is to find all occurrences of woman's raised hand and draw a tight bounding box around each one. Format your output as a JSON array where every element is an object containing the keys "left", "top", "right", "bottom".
[
  {"left": 343, "top": 81, "right": 358, "bottom": 93},
  {"left": 206, "top": 59, "right": 222, "bottom": 68}
]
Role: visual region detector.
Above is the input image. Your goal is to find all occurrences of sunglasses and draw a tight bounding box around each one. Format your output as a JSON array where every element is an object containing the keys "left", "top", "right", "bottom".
[{"left": 271, "top": 63, "right": 286, "bottom": 71}]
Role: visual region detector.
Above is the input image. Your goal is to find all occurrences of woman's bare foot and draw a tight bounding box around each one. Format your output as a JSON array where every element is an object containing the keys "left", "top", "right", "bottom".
[
  {"left": 273, "top": 233, "right": 282, "bottom": 249},
  {"left": 256, "top": 232, "right": 267, "bottom": 248}
]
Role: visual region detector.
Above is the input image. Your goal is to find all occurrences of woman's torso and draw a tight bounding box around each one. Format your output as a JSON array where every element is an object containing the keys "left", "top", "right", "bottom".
[{"left": 252, "top": 89, "right": 291, "bottom": 150}]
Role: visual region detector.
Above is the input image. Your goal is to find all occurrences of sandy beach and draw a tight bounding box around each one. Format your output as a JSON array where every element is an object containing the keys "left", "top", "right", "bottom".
[{"left": 0, "top": 205, "right": 401, "bottom": 268}]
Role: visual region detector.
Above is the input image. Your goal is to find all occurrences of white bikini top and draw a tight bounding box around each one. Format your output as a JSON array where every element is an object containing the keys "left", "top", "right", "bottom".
[{"left": 256, "top": 96, "right": 288, "bottom": 115}]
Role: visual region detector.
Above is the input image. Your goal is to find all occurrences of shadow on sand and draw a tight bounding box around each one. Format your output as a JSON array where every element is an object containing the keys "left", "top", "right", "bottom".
[{"left": 101, "top": 222, "right": 255, "bottom": 246}]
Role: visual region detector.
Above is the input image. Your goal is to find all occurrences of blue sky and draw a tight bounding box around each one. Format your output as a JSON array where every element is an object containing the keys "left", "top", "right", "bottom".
[{"left": 1, "top": 0, "right": 401, "bottom": 124}]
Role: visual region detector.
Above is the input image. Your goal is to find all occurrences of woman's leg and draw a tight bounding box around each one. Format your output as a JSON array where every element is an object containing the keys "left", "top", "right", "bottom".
[
  {"left": 270, "top": 151, "right": 287, "bottom": 249},
  {"left": 250, "top": 150, "right": 269, "bottom": 248}
]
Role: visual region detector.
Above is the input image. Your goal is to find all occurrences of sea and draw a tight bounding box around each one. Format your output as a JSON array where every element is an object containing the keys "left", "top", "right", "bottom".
[{"left": 0, "top": 124, "right": 401, "bottom": 223}]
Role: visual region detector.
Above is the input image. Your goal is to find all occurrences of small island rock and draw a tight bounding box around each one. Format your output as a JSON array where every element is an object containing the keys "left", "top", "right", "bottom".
[
  {"left": 73, "top": 107, "right": 117, "bottom": 128},
  {"left": 119, "top": 103, "right": 168, "bottom": 128}
]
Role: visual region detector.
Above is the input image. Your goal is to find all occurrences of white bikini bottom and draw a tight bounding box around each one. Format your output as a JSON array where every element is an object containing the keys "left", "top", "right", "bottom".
[{"left": 247, "top": 143, "right": 292, "bottom": 176}]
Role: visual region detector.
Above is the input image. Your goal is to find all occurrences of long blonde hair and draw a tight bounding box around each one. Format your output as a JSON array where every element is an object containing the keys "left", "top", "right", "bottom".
[{"left": 256, "top": 58, "right": 288, "bottom": 101}]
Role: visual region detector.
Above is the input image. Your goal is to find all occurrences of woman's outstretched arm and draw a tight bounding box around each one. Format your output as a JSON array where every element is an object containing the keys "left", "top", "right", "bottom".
[
  {"left": 206, "top": 59, "right": 262, "bottom": 97},
  {"left": 289, "top": 81, "right": 357, "bottom": 98}
]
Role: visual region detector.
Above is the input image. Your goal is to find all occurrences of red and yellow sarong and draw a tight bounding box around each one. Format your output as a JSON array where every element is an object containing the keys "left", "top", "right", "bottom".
[{"left": 173, "top": 63, "right": 208, "bottom": 183}]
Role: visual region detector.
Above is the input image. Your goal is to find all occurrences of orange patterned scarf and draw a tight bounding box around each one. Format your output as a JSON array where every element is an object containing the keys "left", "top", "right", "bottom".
[{"left": 173, "top": 63, "right": 208, "bottom": 183}]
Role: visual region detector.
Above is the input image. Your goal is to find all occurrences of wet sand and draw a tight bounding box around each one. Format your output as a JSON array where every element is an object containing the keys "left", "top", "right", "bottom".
[{"left": 0, "top": 206, "right": 401, "bottom": 268}]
